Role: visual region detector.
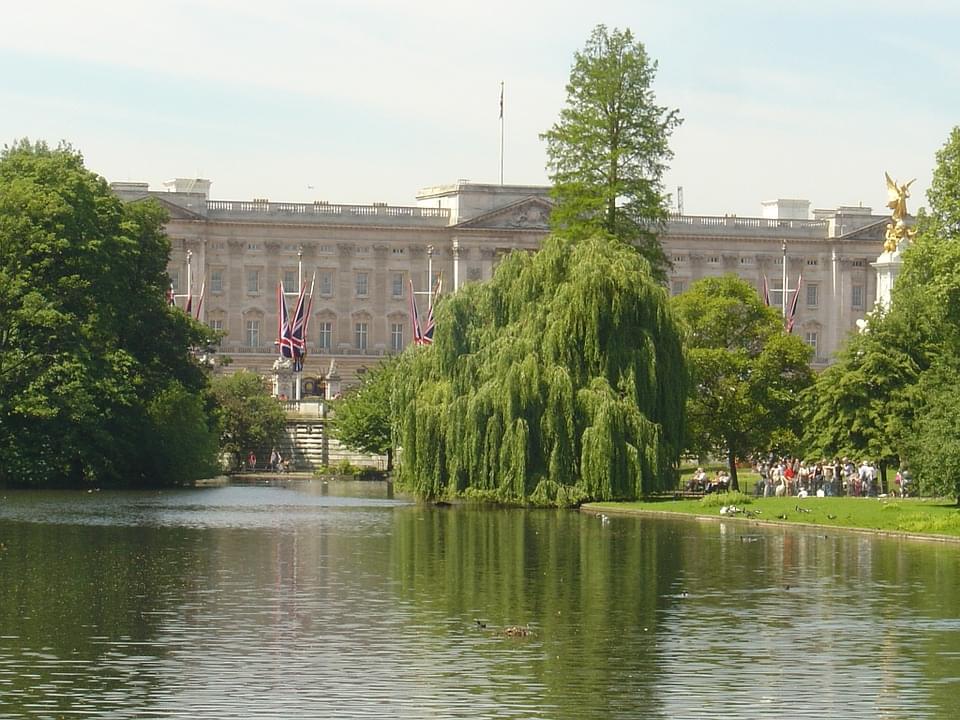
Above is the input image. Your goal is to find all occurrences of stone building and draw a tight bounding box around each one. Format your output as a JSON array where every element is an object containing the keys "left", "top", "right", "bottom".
[{"left": 111, "top": 179, "right": 886, "bottom": 388}]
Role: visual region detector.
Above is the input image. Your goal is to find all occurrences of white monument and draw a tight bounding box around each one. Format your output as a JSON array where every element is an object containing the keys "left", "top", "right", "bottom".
[{"left": 272, "top": 357, "right": 294, "bottom": 400}]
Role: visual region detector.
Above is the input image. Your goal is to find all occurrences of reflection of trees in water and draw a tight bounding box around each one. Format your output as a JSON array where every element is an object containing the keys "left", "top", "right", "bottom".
[
  {"left": 390, "top": 507, "right": 688, "bottom": 718},
  {"left": 0, "top": 517, "right": 211, "bottom": 713}
]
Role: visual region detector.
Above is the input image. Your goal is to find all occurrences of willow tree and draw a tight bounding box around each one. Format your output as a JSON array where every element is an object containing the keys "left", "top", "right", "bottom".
[{"left": 392, "top": 234, "right": 686, "bottom": 506}]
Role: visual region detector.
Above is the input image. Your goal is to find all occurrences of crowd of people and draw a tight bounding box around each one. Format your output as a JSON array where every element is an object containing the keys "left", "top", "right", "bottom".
[
  {"left": 685, "top": 457, "right": 913, "bottom": 498},
  {"left": 753, "top": 457, "right": 910, "bottom": 498}
]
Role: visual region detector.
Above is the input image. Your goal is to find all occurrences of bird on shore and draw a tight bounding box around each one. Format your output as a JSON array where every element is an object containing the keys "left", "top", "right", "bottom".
[
  {"left": 474, "top": 619, "right": 487, "bottom": 629},
  {"left": 826, "top": 514, "right": 837, "bottom": 520},
  {"left": 795, "top": 505, "right": 811, "bottom": 514},
  {"left": 776, "top": 513, "right": 789, "bottom": 520}
]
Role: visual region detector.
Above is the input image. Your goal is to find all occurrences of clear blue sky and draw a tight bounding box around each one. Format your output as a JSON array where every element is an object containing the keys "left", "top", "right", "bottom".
[{"left": 1, "top": 0, "right": 956, "bottom": 217}]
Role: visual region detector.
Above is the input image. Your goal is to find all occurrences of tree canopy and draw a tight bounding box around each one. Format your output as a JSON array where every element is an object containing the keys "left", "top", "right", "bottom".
[
  {"left": 211, "top": 370, "right": 287, "bottom": 470},
  {"left": 542, "top": 24, "right": 681, "bottom": 280},
  {"left": 332, "top": 357, "right": 398, "bottom": 470},
  {"left": 671, "top": 275, "right": 813, "bottom": 489},
  {"left": 0, "top": 140, "right": 217, "bottom": 487},
  {"left": 392, "top": 233, "right": 686, "bottom": 506}
]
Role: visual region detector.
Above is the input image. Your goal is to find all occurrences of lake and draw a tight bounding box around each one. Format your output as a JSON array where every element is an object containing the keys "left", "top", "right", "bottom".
[{"left": 1, "top": 481, "right": 958, "bottom": 718}]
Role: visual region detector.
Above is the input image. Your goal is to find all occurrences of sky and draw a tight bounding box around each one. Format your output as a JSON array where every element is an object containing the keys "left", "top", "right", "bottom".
[{"left": 1, "top": 0, "right": 957, "bottom": 217}]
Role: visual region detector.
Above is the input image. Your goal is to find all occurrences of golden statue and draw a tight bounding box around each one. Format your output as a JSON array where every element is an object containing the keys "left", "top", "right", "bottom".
[{"left": 883, "top": 172, "right": 916, "bottom": 253}]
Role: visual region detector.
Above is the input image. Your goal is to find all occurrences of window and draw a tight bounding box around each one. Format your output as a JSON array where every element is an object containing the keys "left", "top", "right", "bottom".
[
  {"left": 852, "top": 259, "right": 865, "bottom": 268},
  {"left": 170, "top": 270, "right": 181, "bottom": 293},
  {"left": 392, "top": 272, "right": 404, "bottom": 298},
  {"left": 246, "top": 269, "right": 259, "bottom": 294},
  {"left": 671, "top": 280, "right": 686, "bottom": 297},
  {"left": 391, "top": 322, "right": 404, "bottom": 351},
  {"left": 707, "top": 256, "right": 720, "bottom": 265},
  {"left": 672, "top": 255, "right": 685, "bottom": 264},
  {"left": 739, "top": 256, "right": 754, "bottom": 265},
  {"left": 245, "top": 319, "right": 260, "bottom": 347},
  {"left": 354, "top": 322, "right": 368, "bottom": 350},
  {"left": 852, "top": 285, "right": 865, "bottom": 310},
  {"left": 317, "top": 321, "right": 332, "bottom": 351},
  {"left": 431, "top": 270, "right": 442, "bottom": 290},
  {"left": 804, "top": 331, "right": 819, "bottom": 357},
  {"left": 283, "top": 270, "right": 298, "bottom": 290},
  {"left": 806, "top": 283, "right": 819, "bottom": 308},
  {"left": 319, "top": 271, "right": 333, "bottom": 296},
  {"left": 806, "top": 258, "right": 819, "bottom": 267},
  {"left": 355, "top": 272, "right": 369, "bottom": 297},
  {"left": 210, "top": 269, "right": 223, "bottom": 293},
  {"left": 392, "top": 247, "right": 405, "bottom": 255}
]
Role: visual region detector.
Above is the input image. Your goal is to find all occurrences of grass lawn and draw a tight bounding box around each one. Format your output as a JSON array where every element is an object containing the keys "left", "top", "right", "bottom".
[{"left": 585, "top": 494, "right": 960, "bottom": 538}]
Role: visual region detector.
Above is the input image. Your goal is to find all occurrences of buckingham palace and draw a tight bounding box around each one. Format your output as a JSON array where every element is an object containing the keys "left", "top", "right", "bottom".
[{"left": 111, "top": 179, "right": 887, "bottom": 386}]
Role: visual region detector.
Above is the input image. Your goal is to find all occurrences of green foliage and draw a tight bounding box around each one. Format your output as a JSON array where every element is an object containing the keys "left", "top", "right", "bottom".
[
  {"left": 801, "top": 311, "right": 923, "bottom": 464},
  {"left": 144, "top": 382, "right": 221, "bottom": 484},
  {"left": 0, "top": 140, "right": 215, "bottom": 487},
  {"left": 392, "top": 233, "right": 686, "bottom": 505},
  {"left": 698, "top": 491, "right": 753, "bottom": 508},
  {"left": 332, "top": 357, "right": 398, "bottom": 469},
  {"left": 542, "top": 25, "right": 681, "bottom": 280},
  {"left": 672, "top": 275, "right": 813, "bottom": 488},
  {"left": 211, "top": 370, "right": 286, "bottom": 469}
]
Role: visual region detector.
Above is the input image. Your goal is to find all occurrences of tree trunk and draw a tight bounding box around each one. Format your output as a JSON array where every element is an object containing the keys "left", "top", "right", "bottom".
[{"left": 727, "top": 449, "right": 739, "bottom": 492}]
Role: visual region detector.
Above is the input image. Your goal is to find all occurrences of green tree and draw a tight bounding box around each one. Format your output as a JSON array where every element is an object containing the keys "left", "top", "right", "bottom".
[
  {"left": 211, "top": 370, "right": 286, "bottom": 470},
  {"left": 800, "top": 311, "right": 925, "bottom": 481},
  {"left": 671, "top": 275, "right": 813, "bottom": 490},
  {"left": 333, "top": 357, "right": 400, "bottom": 470},
  {"left": 392, "top": 234, "right": 686, "bottom": 505},
  {"left": 0, "top": 140, "right": 215, "bottom": 487},
  {"left": 542, "top": 24, "right": 681, "bottom": 280}
]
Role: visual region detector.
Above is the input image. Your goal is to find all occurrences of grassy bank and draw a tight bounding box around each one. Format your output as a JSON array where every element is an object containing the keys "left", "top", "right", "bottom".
[{"left": 585, "top": 494, "right": 960, "bottom": 538}]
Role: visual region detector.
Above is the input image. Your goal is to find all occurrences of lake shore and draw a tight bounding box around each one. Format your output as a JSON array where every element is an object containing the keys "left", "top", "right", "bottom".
[{"left": 583, "top": 495, "right": 960, "bottom": 543}]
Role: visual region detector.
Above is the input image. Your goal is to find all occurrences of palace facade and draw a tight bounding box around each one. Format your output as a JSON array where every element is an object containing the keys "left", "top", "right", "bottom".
[{"left": 112, "top": 179, "right": 886, "bottom": 387}]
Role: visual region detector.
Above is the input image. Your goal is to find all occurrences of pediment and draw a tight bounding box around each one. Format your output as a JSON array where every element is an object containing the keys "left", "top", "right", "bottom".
[
  {"left": 128, "top": 194, "right": 205, "bottom": 221},
  {"left": 838, "top": 218, "right": 890, "bottom": 241},
  {"left": 455, "top": 196, "right": 553, "bottom": 230}
]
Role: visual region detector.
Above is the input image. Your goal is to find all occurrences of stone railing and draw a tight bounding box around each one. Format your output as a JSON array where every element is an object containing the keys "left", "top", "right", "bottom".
[
  {"left": 667, "top": 214, "right": 829, "bottom": 237},
  {"left": 206, "top": 200, "right": 451, "bottom": 226}
]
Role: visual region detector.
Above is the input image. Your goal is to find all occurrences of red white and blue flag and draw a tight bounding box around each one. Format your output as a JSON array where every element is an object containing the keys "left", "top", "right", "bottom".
[
  {"left": 761, "top": 275, "right": 770, "bottom": 307},
  {"left": 420, "top": 274, "right": 441, "bottom": 345},
  {"left": 277, "top": 282, "right": 295, "bottom": 360},
  {"left": 408, "top": 278, "right": 423, "bottom": 345},
  {"left": 289, "top": 283, "right": 310, "bottom": 372},
  {"left": 786, "top": 274, "right": 802, "bottom": 333}
]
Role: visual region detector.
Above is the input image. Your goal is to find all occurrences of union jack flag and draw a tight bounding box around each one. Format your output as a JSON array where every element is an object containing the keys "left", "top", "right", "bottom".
[
  {"left": 419, "top": 274, "right": 441, "bottom": 345},
  {"left": 277, "top": 282, "right": 295, "bottom": 359},
  {"left": 289, "top": 283, "right": 309, "bottom": 371},
  {"left": 785, "top": 274, "right": 802, "bottom": 333},
  {"left": 408, "top": 278, "right": 423, "bottom": 345}
]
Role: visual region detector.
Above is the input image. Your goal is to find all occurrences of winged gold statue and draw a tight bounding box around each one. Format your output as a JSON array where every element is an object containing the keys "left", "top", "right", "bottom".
[{"left": 884, "top": 172, "right": 916, "bottom": 252}]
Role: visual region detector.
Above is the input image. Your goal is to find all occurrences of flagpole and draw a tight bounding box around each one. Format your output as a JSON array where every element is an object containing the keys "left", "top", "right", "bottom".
[
  {"left": 499, "top": 81, "right": 504, "bottom": 185},
  {"left": 186, "top": 249, "right": 193, "bottom": 310},
  {"left": 781, "top": 240, "right": 787, "bottom": 318},
  {"left": 295, "top": 246, "right": 304, "bottom": 403}
]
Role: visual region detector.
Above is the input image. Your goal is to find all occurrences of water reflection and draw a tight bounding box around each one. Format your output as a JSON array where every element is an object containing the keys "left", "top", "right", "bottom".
[{"left": 0, "top": 484, "right": 958, "bottom": 718}]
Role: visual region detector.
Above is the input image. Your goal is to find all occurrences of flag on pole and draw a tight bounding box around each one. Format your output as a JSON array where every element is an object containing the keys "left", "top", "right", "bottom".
[
  {"left": 408, "top": 278, "right": 423, "bottom": 345},
  {"left": 420, "top": 273, "right": 442, "bottom": 346},
  {"left": 277, "top": 282, "right": 295, "bottom": 360},
  {"left": 761, "top": 275, "right": 770, "bottom": 307},
  {"left": 184, "top": 286, "right": 193, "bottom": 315},
  {"left": 499, "top": 82, "right": 504, "bottom": 119},
  {"left": 167, "top": 283, "right": 176, "bottom": 306},
  {"left": 194, "top": 281, "right": 205, "bottom": 320},
  {"left": 786, "top": 274, "right": 802, "bottom": 333},
  {"left": 288, "top": 283, "right": 308, "bottom": 372}
]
